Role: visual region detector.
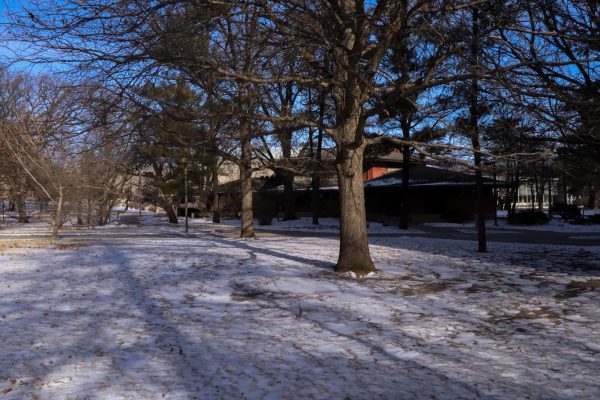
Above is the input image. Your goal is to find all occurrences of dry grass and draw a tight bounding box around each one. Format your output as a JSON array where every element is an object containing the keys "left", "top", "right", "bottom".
[{"left": 0, "top": 239, "right": 87, "bottom": 255}]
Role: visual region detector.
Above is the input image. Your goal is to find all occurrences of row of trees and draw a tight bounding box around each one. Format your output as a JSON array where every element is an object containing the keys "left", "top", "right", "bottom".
[
  {"left": 1, "top": 0, "right": 598, "bottom": 274},
  {"left": 0, "top": 70, "right": 135, "bottom": 235}
]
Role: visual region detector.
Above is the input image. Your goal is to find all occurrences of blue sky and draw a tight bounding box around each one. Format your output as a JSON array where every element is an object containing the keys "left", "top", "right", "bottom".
[{"left": 0, "top": 0, "right": 59, "bottom": 73}]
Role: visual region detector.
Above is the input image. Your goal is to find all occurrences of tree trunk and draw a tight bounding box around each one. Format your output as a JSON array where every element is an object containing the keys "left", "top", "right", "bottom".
[
  {"left": 587, "top": 184, "right": 596, "bottom": 209},
  {"left": 537, "top": 178, "right": 545, "bottom": 210},
  {"left": 212, "top": 160, "right": 221, "bottom": 224},
  {"left": 87, "top": 197, "right": 93, "bottom": 227},
  {"left": 470, "top": 5, "right": 486, "bottom": 253},
  {"left": 512, "top": 168, "right": 520, "bottom": 214},
  {"left": 311, "top": 96, "right": 325, "bottom": 225},
  {"left": 280, "top": 128, "right": 296, "bottom": 221},
  {"left": 399, "top": 118, "right": 411, "bottom": 230},
  {"left": 165, "top": 202, "right": 179, "bottom": 224},
  {"left": 77, "top": 201, "right": 83, "bottom": 225},
  {"left": 239, "top": 121, "right": 255, "bottom": 238},
  {"left": 282, "top": 173, "right": 296, "bottom": 221},
  {"left": 17, "top": 197, "right": 28, "bottom": 223},
  {"left": 335, "top": 143, "right": 376, "bottom": 276},
  {"left": 311, "top": 174, "right": 321, "bottom": 225},
  {"left": 52, "top": 186, "right": 64, "bottom": 238}
]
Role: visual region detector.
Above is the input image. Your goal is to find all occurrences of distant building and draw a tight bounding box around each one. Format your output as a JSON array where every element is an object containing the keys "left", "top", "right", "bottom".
[{"left": 364, "top": 164, "right": 501, "bottom": 223}]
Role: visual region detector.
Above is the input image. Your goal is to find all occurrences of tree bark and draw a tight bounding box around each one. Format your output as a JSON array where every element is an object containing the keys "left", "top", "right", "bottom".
[{"left": 335, "top": 143, "right": 376, "bottom": 276}]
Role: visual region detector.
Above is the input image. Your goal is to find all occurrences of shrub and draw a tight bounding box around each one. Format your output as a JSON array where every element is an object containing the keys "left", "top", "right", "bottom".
[
  {"left": 254, "top": 194, "right": 276, "bottom": 226},
  {"left": 508, "top": 210, "right": 550, "bottom": 225},
  {"left": 587, "top": 214, "right": 600, "bottom": 224},
  {"left": 442, "top": 211, "right": 473, "bottom": 223},
  {"left": 550, "top": 203, "right": 581, "bottom": 219}
]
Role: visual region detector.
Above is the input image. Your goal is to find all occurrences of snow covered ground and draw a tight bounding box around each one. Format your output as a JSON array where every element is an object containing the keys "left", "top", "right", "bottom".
[
  {"left": 1, "top": 224, "right": 599, "bottom": 399},
  {"left": 191, "top": 217, "right": 427, "bottom": 234}
]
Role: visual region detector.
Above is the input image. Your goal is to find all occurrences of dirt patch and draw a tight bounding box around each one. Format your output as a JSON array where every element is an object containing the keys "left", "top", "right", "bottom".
[
  {"left": 53, "top": 241, "right": 89, "bottom": 250},
  {"left": 555, "top": 279, "right": 600, "bottom": 299},
  {"left": 463, "top": 284, "right": 494, "bottom": 293},
  {"left": 230, "top": 283, "right": 273, "bottom": 302},
  {"left": 0, "top": 239, "right": 87, "bottom": 254},
  {"left": 494, "top": 307, "right": 562, "bottom": 324},
  {"left": 399, "top": 281, "right": 455, "bottom": 296},
  {"left": 0, "top": 239, "right": 53, "bottom": 253}
]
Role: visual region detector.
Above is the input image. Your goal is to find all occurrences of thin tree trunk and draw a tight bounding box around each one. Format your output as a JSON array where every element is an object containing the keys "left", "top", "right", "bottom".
[
  {"left": 240, "top": 120, "right": 255, "bottom": 238},
  {"left": 311, "top": 94, "right": 325, "bottom": 225},
  {"left": 335, "top": 142, "right": 376, "bottom": 276},
  {"left": 212, "top": 159, "right": 221, "bottom": 224},
  {"left": 282, "top": 173, "right": 295, "bottom": 221},
  {"left": 537, "top": 178, "right": 545, "bottom": 210},
  {"left": 281, "top": 128, "right": 296, "bottom": 221},
  {"left": 470, "top": 5, "right": 486, "bottom": 253},
  {"left": 52, "top": 185, "right": 63, "bottom": 239},
  {"left": 399, "top": 118, "right": 411, "bottom": 230},
  {"left": 87, "top": 197, "right": 92, "bottom": 227},
  {"left": 587, "top": 184, "right": 596, "bottom": 209},
  {"left": 77, "top": 201, "right": 83, "bottom": 225}
]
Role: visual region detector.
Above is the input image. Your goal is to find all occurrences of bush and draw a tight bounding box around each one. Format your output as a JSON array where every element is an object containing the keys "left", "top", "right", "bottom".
[
  {"left": 550, "top": 203, "right": 581, "bottom": 219},
  {"left": 254, "top": 194, "right": 277, "bottom": 226},
  {"left": 442, "top": 211, "right": 473, "bottom": 223},
  {"left": 587, "top": 214, "right": 600, "bottom": 224},
  {"left": 508, "top": 210, "right": 550, "bottom": 225}
]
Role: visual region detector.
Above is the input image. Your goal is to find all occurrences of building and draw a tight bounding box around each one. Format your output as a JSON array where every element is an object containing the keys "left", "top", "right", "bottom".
[{"left": 364, "top": 164, "right": 500, "bottom": 223}]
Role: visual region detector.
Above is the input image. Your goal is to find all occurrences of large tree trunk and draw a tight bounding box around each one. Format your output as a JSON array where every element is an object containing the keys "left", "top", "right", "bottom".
[
  {"left": 335, "top": 143, "right": 376, "bottom": 276},
  {"left": 239, "top": 121, "right": 255, "bottom": 238}
]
